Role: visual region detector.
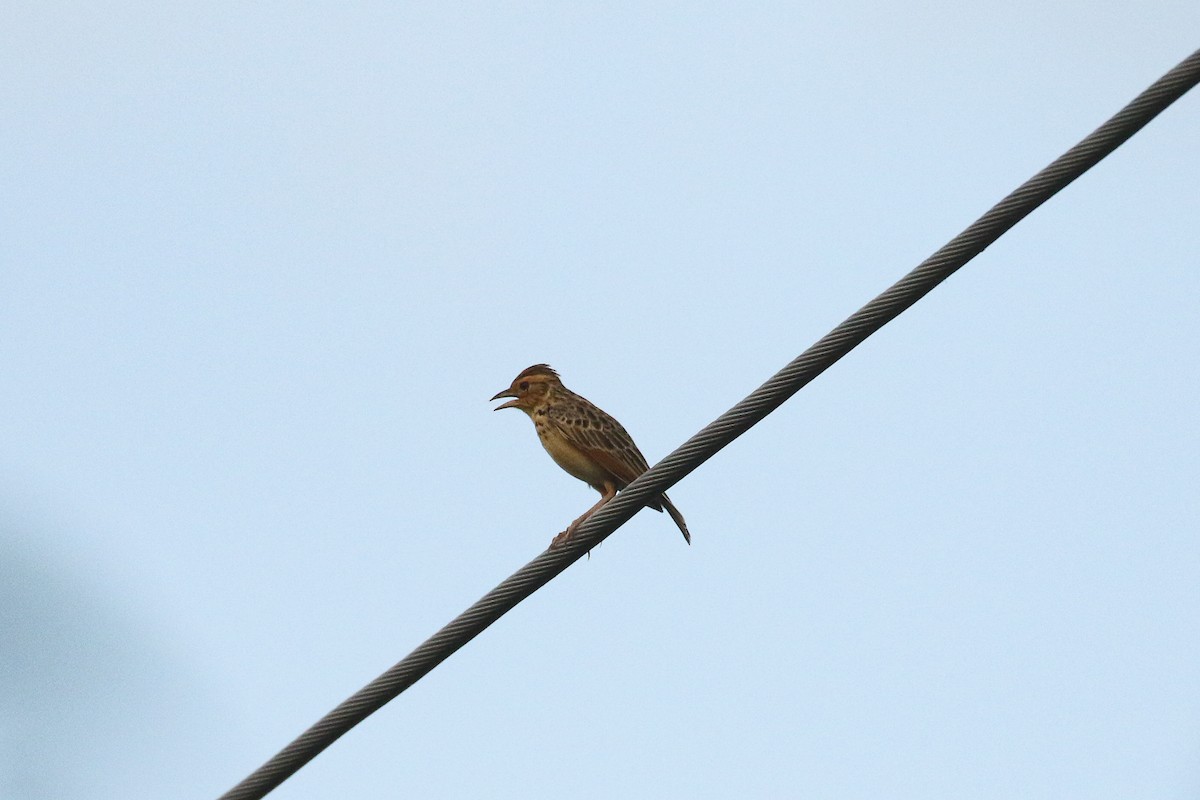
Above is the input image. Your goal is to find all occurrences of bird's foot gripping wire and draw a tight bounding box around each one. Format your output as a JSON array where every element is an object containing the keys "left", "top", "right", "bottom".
[{"left": 550, "top": 520, "right": 594, "bottom": 558}]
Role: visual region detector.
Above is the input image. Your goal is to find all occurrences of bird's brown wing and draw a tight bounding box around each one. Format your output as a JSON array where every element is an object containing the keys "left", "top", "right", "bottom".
[
  {"left": 547, "top": 394, "right": 691, "bottom": 543},
  {"left": 545, "top": 399, "right": 650, "bottom": 489}
]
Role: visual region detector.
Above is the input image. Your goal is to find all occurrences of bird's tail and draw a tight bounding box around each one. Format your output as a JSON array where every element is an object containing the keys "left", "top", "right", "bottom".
[{"left": 659, "top": 494, "right": 691, "bottom": 545}]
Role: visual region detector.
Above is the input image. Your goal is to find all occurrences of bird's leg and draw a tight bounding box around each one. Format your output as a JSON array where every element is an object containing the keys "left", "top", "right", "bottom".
[{"left": 551, "top": 482, "right": 618, "bottom": 548}]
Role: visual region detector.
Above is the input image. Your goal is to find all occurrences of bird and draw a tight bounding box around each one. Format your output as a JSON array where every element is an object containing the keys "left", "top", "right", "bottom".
[{"left": 491, "top": 364, "right": 690, "bottom": 548}]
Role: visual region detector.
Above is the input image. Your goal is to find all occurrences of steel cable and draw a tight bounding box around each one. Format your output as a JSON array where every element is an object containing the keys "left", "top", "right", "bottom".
[{"left": 219, "top": 48, "right": 1200, "bottom": 800}]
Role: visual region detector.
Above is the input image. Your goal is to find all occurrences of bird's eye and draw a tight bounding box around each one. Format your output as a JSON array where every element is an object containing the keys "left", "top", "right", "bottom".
[{"left": 519, "top": 381, "right": 529, "bottom": 391}]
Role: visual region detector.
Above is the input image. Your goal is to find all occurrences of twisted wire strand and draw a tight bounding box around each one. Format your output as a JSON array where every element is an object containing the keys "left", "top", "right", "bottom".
[{"left": 219, "top": 48, "right": 1200, "bottom": 800}]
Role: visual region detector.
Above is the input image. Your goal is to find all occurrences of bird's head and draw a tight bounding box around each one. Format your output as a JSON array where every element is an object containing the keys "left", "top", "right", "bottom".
[{"left": 491, "top": 364, "right": 561, "bottom": 413}]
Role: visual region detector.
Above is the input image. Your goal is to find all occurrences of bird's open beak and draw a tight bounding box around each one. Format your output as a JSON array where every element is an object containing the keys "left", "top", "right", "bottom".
[{"left": 491, "top": 389, "right": 519, "bottom": 410}]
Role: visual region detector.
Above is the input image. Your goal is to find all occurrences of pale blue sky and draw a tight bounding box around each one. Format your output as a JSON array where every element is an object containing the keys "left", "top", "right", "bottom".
[{"left": 3, "top": 4, "right": 1199, "bottom": 799}]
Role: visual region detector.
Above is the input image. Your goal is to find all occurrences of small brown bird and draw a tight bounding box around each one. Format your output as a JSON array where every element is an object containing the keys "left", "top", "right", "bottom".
[{"left": 491, "top": 364, "right": 690, "bottom": 548}]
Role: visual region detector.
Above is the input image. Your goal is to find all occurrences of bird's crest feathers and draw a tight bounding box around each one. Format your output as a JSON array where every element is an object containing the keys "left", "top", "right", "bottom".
[{"left": 513, "top": 364, "right": 560, "bottom": 382}]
